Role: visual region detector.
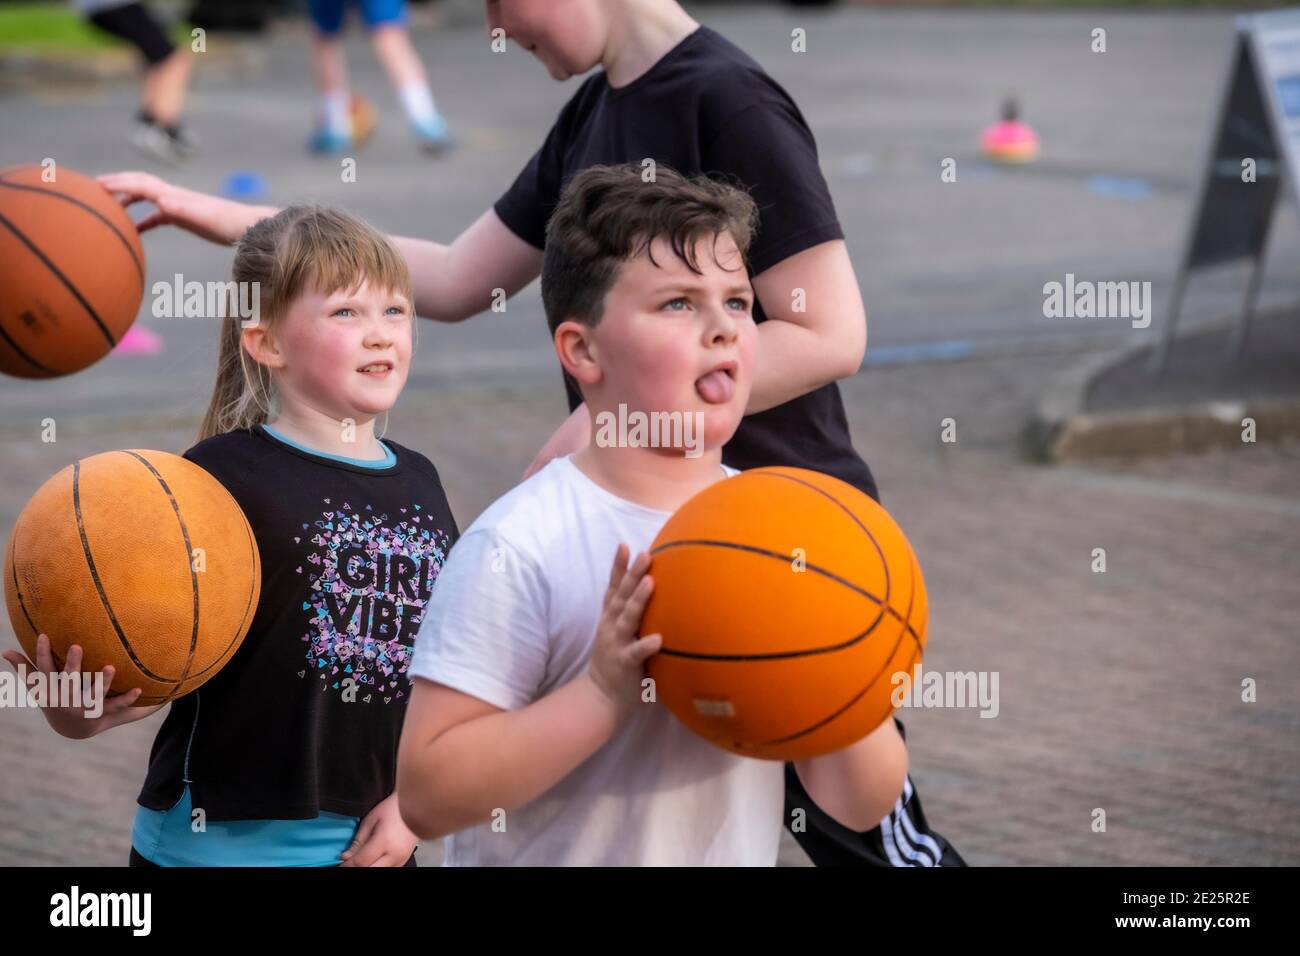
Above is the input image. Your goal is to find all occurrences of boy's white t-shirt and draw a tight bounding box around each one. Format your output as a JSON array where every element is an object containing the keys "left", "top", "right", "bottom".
[{"left": 408, "top": 454, "right": 785, "bottom": 866}]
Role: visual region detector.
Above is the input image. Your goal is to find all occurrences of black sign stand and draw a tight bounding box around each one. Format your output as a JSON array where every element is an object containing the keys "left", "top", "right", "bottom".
[{"left": 1153, "top": 9, "right": 1300, "bottom": 374}]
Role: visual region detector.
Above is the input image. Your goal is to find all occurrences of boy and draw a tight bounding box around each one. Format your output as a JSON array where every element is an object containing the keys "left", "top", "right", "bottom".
[
  {"left": 100, "top": 0, "right": 962, "bottom": 867},
  {"left": 396, "top": 164, "right": 907, "bottom": 864}
]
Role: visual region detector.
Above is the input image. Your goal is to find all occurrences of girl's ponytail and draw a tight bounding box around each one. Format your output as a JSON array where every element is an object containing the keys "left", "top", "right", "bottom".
[{"left": 197, "top": 311, "right": 272, "bottom": 440}]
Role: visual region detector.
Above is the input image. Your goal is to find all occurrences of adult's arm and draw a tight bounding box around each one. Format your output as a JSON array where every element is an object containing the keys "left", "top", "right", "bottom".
[
  {"left": 390, "top": 208, "right": 543, "bottom": 323},
  {"left": 745, "top": 238, "right": 867, "bottom": 413},
  {"left": 98, "top": 173, "right": 543, "bottom": 324}
]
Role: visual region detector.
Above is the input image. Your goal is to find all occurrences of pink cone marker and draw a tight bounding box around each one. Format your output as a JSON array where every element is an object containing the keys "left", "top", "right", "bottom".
[
  {"left": 981, "top": 98, "right": 1039, "bottom": 164},
  {"left": 113, "top": 324, "right": 165, "bottom": 356}
]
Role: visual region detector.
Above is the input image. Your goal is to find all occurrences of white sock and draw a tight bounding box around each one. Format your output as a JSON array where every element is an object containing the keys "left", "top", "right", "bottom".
[
  {"left": 321, "top": 91, "right": 351, "bottom": 136},
  {"left": 398, "top": 82, "right": 437, "bottom": 125}
]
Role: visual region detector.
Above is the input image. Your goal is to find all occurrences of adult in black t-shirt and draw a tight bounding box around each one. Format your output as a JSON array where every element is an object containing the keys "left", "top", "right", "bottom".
[{"left": 495, "top": 24, "right": 877, "bottom": 499}]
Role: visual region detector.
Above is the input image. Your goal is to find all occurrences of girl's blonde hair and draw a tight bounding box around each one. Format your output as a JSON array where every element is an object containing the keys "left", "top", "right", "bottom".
[{"left": 198, "top": 205, "right": 415, "bottom": 441}]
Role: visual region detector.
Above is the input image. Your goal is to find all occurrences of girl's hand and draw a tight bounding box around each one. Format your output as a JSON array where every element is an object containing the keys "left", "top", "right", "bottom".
[
  {"left": 340, "top": 793, "right": 419, "bottom": 867},
  {"left": 96, "top": 171, "right": 277, "bottom": 245},
  {"left": 586, "top": 544, "right": 662, "bottom": 716},
  {"left": 1, "top": 633, "right": 163, "bottom": 739}
]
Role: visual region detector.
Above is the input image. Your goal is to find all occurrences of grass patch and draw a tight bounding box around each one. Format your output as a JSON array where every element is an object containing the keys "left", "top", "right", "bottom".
[{"left": 0, "top": 2, "right": 191, "bottom": 54}]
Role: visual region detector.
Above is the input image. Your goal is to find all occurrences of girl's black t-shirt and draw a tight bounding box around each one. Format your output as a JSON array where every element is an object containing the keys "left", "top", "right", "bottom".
[
  {"left": 136, "top": 426, "right": 459, "bottom": 821},
  {"left": 494, "top": 24, "right": 878, "bottom": 501}
]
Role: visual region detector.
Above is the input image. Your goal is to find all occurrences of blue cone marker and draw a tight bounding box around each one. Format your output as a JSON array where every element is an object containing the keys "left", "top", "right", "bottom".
[
  {"left": 221, "top": 171, "right": 268, "bottom": 201},
  {"left": 1088, "top": 175, "right": 1152, "bottom": 200}
]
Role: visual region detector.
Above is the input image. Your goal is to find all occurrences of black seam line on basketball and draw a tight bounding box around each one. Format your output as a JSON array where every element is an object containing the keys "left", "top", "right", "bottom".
[
  {"left": 0, "top": 208, "right": 118, "bottom": 349},
  {"left": 650, "top": 538, "right": 888, "bottom": 608},
  {"left": 237, "top": 499, "right": 257, "bottom": 651},
  {"left": 72, "top": 461, "right": 176, "bottom": 683},
  {"left": 665, "top": 623, "right": 880, "bottom": 663},
  {"left": 758, "top": 619, "right": 913, "bottom": 748},
  {"left": 122, "top": 451, "right": 201, "bottom": 691},
  {"left": 656, "top": 597, "right": 919, "bottom": 662},
  {"left": 746, "top": 470, "right": 892, "bottom": 605},
  {"left": 749, "top": 471, "right": 925, "bottom": 660},
  {"left": 757, "top": 629, "right": 910, "bottom": 748},
  {"left": 177, "top": 476, "right": 257, "bottom": 680},
  {"left": 0, "top": 178, "right": 144, "bottom": 282},
  {"left": 649, "top": 538, "right": 888, "bottom": 659},
  {"left": 815, "top": 536, "right": 920, "bottom": 730},
  {"left": 8, "top": 529, "right": 41, "bottom": 639},
  {"left": 0, "top": 311, "right": 59, "bottom": 375},
  {"left": 750, "top": 541, "right": 921, "bottom": 749},
  {"left": 901, "top": 548, "right": 924, "bottom": 656}
]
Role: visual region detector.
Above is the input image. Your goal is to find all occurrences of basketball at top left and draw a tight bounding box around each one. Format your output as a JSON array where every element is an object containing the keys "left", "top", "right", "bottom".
[{"left": 0, "top": 164, "right": 144, "bottom": 379}]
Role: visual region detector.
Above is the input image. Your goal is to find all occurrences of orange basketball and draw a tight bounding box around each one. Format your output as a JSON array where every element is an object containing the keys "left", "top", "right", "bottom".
[
  {"left": 641, "top": 466, "right": 927, "bottom": 761},
  {"left": 0, "top": 164, "right": 145, "bottom": 378},
  {"left": 4, "top": 450, "right": 260, "bottom": 705}
]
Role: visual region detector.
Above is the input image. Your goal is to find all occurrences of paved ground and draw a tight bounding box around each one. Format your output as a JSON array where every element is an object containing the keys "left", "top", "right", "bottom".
[
  {"left": 1088, "top": 309, "right": 1300, "bottom": 413},
  {"left": 1, "top": 5, "right": 1298, "bottom": 865}
]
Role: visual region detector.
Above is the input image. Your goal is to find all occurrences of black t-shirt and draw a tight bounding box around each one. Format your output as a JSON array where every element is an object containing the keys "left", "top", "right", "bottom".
[
  {"left": 136, "top": 426, "right": 459, "bottom": 821},
  {"left": 495, "top": 24, "right": 878, "bottom": 501}
]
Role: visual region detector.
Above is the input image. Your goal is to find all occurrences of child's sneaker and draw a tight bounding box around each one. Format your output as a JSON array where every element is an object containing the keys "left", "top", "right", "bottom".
[
  {"left": 131, "top": 118, "right": 188, "bottom": 165},
  {"left": 412, "top": 113, "right": 453, "bottom": 154},
  {"left": 168, "top": 124, "right": 199, "bottom": 159},
  {"left": 308, "top": 128, "right": 353, "bottom": 154}
]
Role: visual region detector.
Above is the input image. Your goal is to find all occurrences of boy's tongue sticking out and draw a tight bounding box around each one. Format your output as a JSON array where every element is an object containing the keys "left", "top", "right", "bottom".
[
  {"left": 695, "top": 363, "right": 737, "bottom": 404},
  {"left": 541, "top": 164, "right": 760, "bottom": 508}
]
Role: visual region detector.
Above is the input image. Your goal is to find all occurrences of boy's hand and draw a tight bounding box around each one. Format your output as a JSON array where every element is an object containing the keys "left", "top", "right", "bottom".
[
  {"left": 587, "top": 544, "right": 662, "bottom": 715},
  {"left": 97, "top": 171, "right": 276, "bottom": 245},
  {"left": 340, "top": 793, "right": 419, "bottom": 867},
  {"left": 1, "top": 633, "right": 162, "bottom": 739}
]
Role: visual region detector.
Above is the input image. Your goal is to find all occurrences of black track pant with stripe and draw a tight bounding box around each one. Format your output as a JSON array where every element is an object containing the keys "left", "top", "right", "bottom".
[{"left": 783, "top": 718, "right": 967, "bottom": 867}]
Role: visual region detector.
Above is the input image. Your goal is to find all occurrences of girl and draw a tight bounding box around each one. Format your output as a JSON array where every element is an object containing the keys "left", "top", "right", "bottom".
[{"left": 2, "top": 206, "right": 459, "bottom": 866}]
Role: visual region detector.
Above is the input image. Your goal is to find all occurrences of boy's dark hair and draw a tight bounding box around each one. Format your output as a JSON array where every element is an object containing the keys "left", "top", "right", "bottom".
[{"left": 541, "top": 163, "right": 760, "bottom": 335}]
